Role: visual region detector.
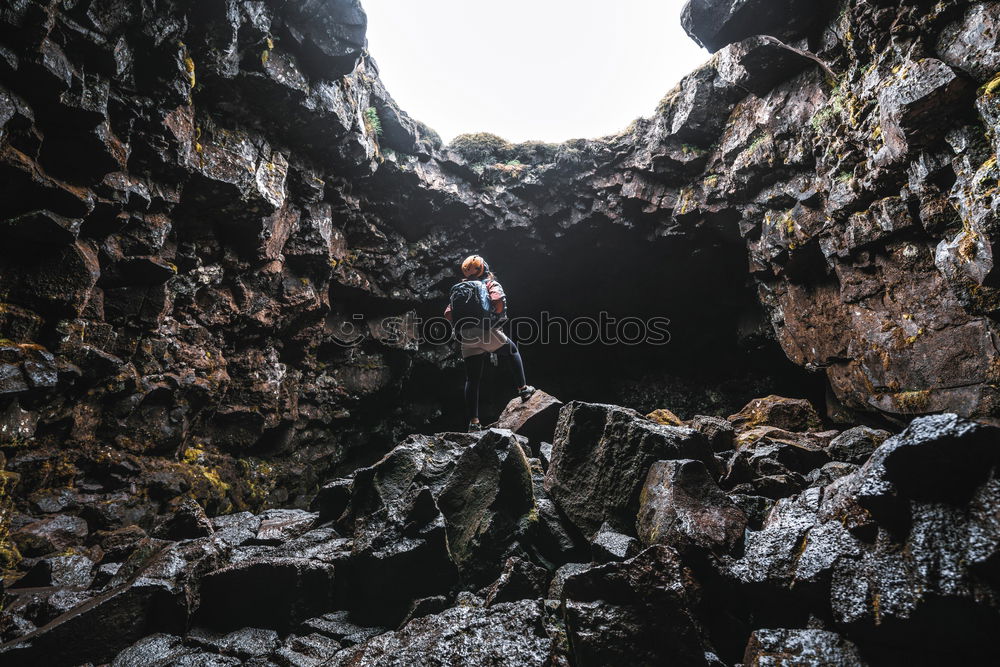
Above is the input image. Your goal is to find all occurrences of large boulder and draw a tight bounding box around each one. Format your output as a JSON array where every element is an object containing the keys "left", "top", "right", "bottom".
[
  {"left": 636, "top": 459, "right": 747, "bottom": 557},
  {"left": 194, "top": 557, "right": 336, "bottom": 633},
  {"left": 825, "top": 426, "right": 891, "bottom": 465},
  {"left": 10, "top": 514, "right": 88, "bottom": 557},
  {"left": 681, "top": 0, "right": 831, "bottom": 52},
  {"left": 688, "top": 415, "right": 735, "bottom": 453},
  {"left": 9, "top": 554, "right": 94, "bottom": 589},
  {"left": 326, "top": 600, "right": 552, "bottom": 667},
  {"left": 743, "top": 629, "right": 868, "bottom": 666},
  {"left": 0, "top": 538, "right": 221, "bottom": 666},
  {"left": 937, "top": 2, "right": 1000, "bottom": 81},
  {"left": 724, "top": 415, "right": 1000, "bottom": 662},
  {"left": 544, "top": 402, "right": 714, "bottom": 539},
  {"left": 281, "top": 0, "right": 368, "bottom": 78},
  {"left": 561, "top": 545, "right": 710, "bottom": 666},
  {"left": 482, "top": 556, "right": 549, "bottom": 606},
  {"left": 715, "top": 36, "right": 833, "bottom": 98},
  {"left": 337, "top": 429, "right": 534, "bottom": 625},
  {"left": 728, "top": 396, "right": 823, "bottom": 433},
  {"left": 877, "top": 58, "right": 970, "bottom": 159},
  {"left": 590, "top": 522, "right": 642, "bottom": 564},
  {"left": 495, "top": 389, "right": 563, "bottom": 448}
]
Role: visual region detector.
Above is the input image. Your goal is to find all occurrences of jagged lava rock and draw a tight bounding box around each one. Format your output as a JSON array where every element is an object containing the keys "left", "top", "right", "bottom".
[
  {"left": 724, "top": 415, "right": 1000, "bottom": 662},
  {"left": 544, "top": 402, "right": 714, "bottom": 539},
  {"left": 5, "top": 0, "right": 1000, "bottom": 662},
  {"left": 743, "top": 629, "right": 868, "bottom": 667},
  {"left": 326, "top": 600, "right": 552, "bottom": 667},
  {"left": 337, "top": 429, "right": 534, "bottom": 624},
  {"left": 195, "top": 557, "right": 336, "bottom": 633},
  {"left": 590, "top": 522, "right": 642, "bottom": 564},
  {"left": 681, "top": 0, "right": 830, "bottom": 52},
  {"left": 688, "top": 414, "right": 735, "bottom": 453},
  {"left": 482, "top": 555, "right": 549, "bottom": 606},
  {"left": 825, "top": 426, "right": 891, "bottom": 465},
  {"left": 495, "top": 389, "right": 563, "bottom": 448},
  {"left": 561, "top": 545, "right": 710, "bottom": 666},
  {"left": 728, "top": 395, "right": 823, "bottom": 433},
  {"left": 637, "top": 459, "right": 747, "bottom": 556}
]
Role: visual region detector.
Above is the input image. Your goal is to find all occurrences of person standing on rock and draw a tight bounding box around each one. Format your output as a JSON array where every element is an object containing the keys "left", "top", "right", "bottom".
[{"left": 445, "top": 254, "right": 535, "bottom": 432}]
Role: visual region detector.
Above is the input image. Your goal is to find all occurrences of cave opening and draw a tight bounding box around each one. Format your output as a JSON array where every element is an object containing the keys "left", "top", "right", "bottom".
[{"left": 402, "top": 219, "right": 827, "bottom": 434}]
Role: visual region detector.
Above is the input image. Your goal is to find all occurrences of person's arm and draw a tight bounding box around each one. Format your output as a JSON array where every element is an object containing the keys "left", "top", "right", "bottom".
[
  {"left": 488, "top": 280, "right": 506, "bottom": 314},
  {"left": 444, "top": 304, "right": 453, "bottom": 322}
]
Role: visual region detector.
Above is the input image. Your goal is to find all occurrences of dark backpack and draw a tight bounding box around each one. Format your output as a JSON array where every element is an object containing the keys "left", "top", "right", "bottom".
[{"left": 449, "top": 280, "right": 492, "bottom": 329}]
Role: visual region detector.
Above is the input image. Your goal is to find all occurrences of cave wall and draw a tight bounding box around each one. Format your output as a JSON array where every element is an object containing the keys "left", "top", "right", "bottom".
[
  {"left": 676, "top": 0, "right": 1000, "bottom": 424},
  {"left": 1, "top": 0, "right": 999, "bottom": 527}
]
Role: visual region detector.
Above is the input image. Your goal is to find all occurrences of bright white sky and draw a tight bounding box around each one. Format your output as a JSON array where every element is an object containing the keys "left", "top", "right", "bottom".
[{"left": 362, "top": 0, "right": 708, "bottom": 144}]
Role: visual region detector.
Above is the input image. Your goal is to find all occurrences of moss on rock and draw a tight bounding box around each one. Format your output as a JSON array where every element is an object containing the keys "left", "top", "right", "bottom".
[{"left": 448, "top": 132, "right": 514, "bottom": 164}]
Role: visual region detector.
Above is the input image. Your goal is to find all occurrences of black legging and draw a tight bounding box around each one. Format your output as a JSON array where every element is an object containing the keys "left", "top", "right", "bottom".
[{"left": 464, "top": 340, "right": 527, "bottom": 422}]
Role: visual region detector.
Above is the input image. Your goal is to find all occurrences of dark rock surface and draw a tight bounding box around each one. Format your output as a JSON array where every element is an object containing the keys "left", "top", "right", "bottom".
[
  {"left": 682, "top": 0, "right": 832, "bottom": 53},
  {"left": 743, "top": 628, "right": 868, "bottom": 666},
  {"left": 0, "top": 405, "right": 996, "bottom": 665},
  {"left": 336, "top": 428, "right": 533, "bottom": 624},
  {"left": 328, "top": 600, "right": 552, "bottom": 667},
  {"left": 495, "top": 389, "right": 563, "bottom": 450},
  {"left": 561, "top": 545, "right": 709, "bottom": 666},
  {"left": 826, "top": 426, "right": 892, "bottom": 465},
  {"left": 590, "top": 522, "right": 642, "bottom": 564},
  {"left": 637, "top": 458, "right": 747, "bottom": 556},
  {"left": 544, "top": 401, "right": 714, "bottom": 539}
]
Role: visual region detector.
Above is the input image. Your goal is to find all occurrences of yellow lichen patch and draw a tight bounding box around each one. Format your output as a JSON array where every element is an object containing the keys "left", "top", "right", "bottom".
[
  {"left": 201, "top": 467, "right": 231, "bottom": 493},
  {"left": 236, "top": 458, "right": 278, "bottom": 509},
  {"left": 182, "top": 445, "right": 204, "bottom": 464},
  {"left": 982, "top": 73, "right": 1000, "bottom": 97},
  {"left": 184, "top": 55, "right": 196, "bottom": 88},
  {"left": 892, "top": 390, "right": 931, "bottom": 413},
  {"left": 0, "top": 465, "right": 22, "bottom": 571},
  {"left": 646, "top": 408, "right": 683, "bottom": 426},
  {"left": 678, "top": 187, "right": 696, "bottom": 215},
  {"left": 261, "top": 50, "right": 270, "bottom": 66},
  {"left": 985, "top": 355, "right": 1000, "bottom": 383},
  {"left": 957, "top": 227, "right": 980, "bottom": 263},
  {"left": 37, "top": 455, "right": 78, "bottom": 489},
  {"left": 782, "top": 211, "right": 796, "bottom": 236}
]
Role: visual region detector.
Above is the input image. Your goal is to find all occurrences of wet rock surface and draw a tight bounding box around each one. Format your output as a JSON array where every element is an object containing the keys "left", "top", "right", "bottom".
[
  {"left": 637, "top": 459, "right": 747, "bottom": 557},
  {"left": 545, "top": 401, "right": 714, "bottom": 539},
  {"left": 495, "top": 389, "right": 563, "bottom": 451},
  {"left": 3, "top": 0, "right": 1000, "bottom": 663},
  {"left": 743, "top": 628, "right": 868, "bottom": 666},
  {"left": 0, "top": 402, "right": 997, "bottom": 664}
]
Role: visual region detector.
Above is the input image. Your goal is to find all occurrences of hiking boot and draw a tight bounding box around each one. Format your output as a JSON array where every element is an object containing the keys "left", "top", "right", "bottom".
[
  {"left": 467, "top": 422, "right": 484, "bottom": 433},
  {"left": 519, "top": 385, "right": 536, "bottom": 402}
]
